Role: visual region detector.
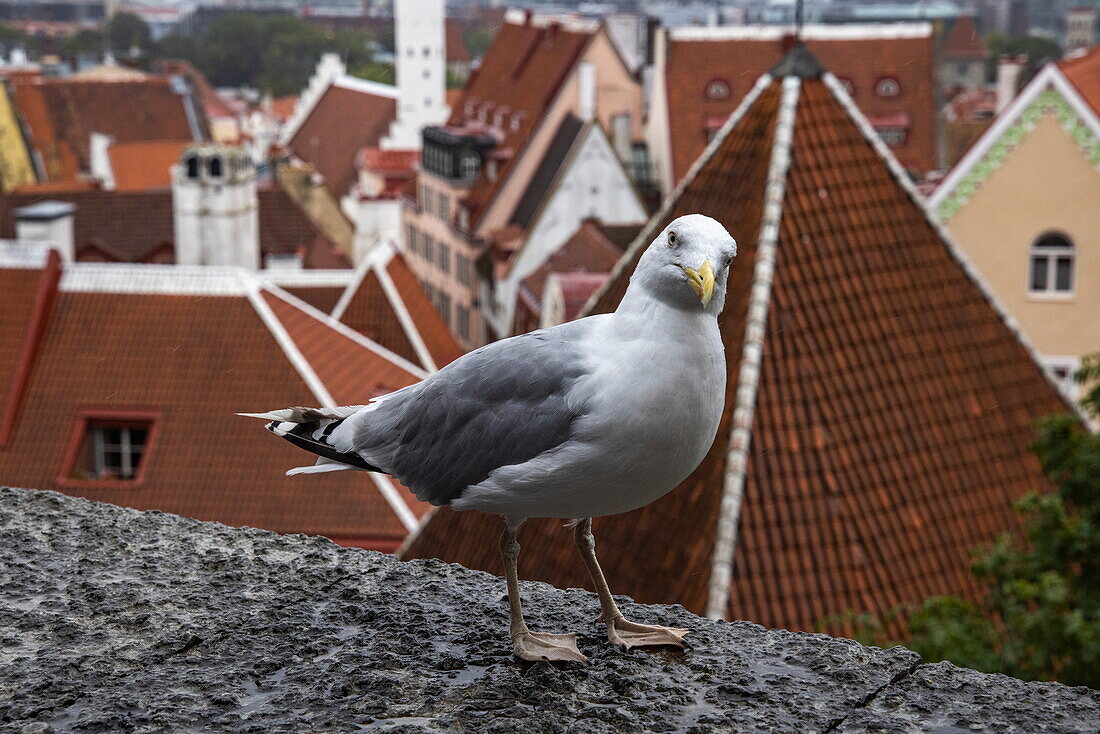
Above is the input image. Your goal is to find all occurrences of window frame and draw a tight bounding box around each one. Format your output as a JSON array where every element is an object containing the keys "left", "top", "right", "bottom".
[
  {"left": 704, "top": 78, "right": 731, "bottom": 100},
  {"left": 58, "top": 410, "right": 160, "bottom": 489},
  {"left": 1040, "top": 356, "right": 1081, "bottom": 401},
  {"left": 1028, "top": 232, "right": 1076, "bottom": 298},
  {"left": 874, "top": 76, "right": 901, "bottom": 97}
]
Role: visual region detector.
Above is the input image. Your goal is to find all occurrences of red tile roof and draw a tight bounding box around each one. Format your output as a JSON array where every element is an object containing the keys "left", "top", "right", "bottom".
[
  {"left": 942, "top": 16, "right": 987, "bottom": 59},
  {"left": 271, "top": 95, "right": 299, "bottom": 122},
  {"left": 288, "top": 81, "right": 397, "bottom": 196},
  {"left": 359, "top": 148, "right": 420, "bottom": 174},
  {"left": 518, "top": 219, "right": 627, "bottom": 303},
  {"left": 11, "top": 76, "right": 204, "bottom": 182},
  {"left": 107, "top": 140, "right": 191, "bottom": 191},
  {"left": 402, "top": 52, "right": 1072, "bottom": 634},
  {"left": 550, "top": 271, "right": 606, "bottom": 322},
  {"left": 663, "top": 27, "right": 936, "bottom": 182},
  {"left": 335, "top": 245, "right": 464, "bottom": 370},
  {"left": 446, "top": 20, "right": 472, "bottom": 63},
  {"left": 448, "top": 19, "right": 594, "bottom": 225},
  {"left": 0, "top": 260, "right": 427, "bottom": 547},
  {"left": 1059, "top": 44, "right": 1100, "bottom": 117}
]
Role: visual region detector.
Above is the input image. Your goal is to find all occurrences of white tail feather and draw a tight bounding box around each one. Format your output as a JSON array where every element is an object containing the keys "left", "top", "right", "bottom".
[
  {"left": 238, "top": 405, "right": 365, "bottom": 423},
  {"left": 287, "top": 462, "right": 355, "bottom": 476}
]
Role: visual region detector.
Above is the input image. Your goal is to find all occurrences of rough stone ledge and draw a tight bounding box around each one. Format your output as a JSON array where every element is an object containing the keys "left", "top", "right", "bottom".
[{"left": 0, "top": 486, "right": 1096, "bottom": 733}]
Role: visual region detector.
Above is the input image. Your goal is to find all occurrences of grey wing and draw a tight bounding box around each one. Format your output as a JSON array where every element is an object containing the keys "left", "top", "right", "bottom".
[{"left": 336, "top": 325, "right": 591, "bottom": 506}]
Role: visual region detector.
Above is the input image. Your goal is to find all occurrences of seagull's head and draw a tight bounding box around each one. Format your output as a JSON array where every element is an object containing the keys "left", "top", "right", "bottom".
[{"left": 634, "top": 214, "right": 737, "bottom": 314}]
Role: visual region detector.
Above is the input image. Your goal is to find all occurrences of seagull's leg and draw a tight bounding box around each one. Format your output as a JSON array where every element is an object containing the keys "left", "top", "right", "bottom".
[
  {"left": 500, "top": 516, "right": 587, "bottom": 663},
  {"left": 573, "top": 517, "right": 691, "bottom": 650}
]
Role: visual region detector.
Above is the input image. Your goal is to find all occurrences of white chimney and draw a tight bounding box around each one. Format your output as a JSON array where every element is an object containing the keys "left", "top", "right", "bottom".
[
  {"left": 578, "top": 61, "right": 596, "bottom": 122},
  {"left": 14, "top": 200, "right": 76, "bottom": 262},
  {"left": 89, "top": 132, "right": 115, "bottom": 190},
  {"left": 383, "top": 0, "right": 449, "bottom": 150},
  {"left": 997, "top": 55, "right": 1027, "bottom": 114},
  {"left": 172, "top": 145, "right": 260, "bottom": 269}
]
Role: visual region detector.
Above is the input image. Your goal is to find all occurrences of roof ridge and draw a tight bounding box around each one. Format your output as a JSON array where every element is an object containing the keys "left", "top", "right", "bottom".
[
  {"left": 820, "top": 70, "right": 1088, "bottom": 424},
  {"left": 264, "top": 280, "right": 429, "bottom": 381},
  {"left": 579, "top": 72, "right": 774, "bottom": 319},
  {"left": 331, "top": 239, "right": 394, "bottom": 320},
  {"left": 668, "top": 22, "right": 932, "bottom": 42},
  {"left": 244, "top": 273, "right": 336, "bottom": 408},
  {"left": 705, "top": 76, "right": 800, "bottom": 621},
  {"left": 374, "top": 251, "right": 439, "bottom": 372}
]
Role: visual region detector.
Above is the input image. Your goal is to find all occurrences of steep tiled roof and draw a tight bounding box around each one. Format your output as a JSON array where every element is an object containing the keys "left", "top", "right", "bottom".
[
  {"left": 11, "top": 76, "right": 204, "bottom": 181},
  {"left": 333, "top": 243, "right": 464, "bottom": 370},
  {"left": 107, "top": 140, "right": 191, "bottom": 191},
  {"left": 446, "top": 19, "right": 472, "bottom": 63},
  {"left": 1059, "top": 44, "right": 1100, "bottom": 117},
  {"left": 287, "top": 81, "right": 397, "bottom": 196},
  {"left": 402, "top": 50, "right": 1072, "bottom": 634},
  {"left": 509, "top": 114, "right": 584, "bottom": 229},
  {"left": 519, "top": 219, "right": 625, "bottom": 303},
  {"left": 0, "top": 259, "right": 427, "bottom": 548},
  {"left": 448, "top": 18, "right": 593, "bottom": 224},
  {"left": 942, "top": 16, "right": 987, "bottom": 59},
  {"left": 662, "top": 26, "right": 936, "bottom": 182}
]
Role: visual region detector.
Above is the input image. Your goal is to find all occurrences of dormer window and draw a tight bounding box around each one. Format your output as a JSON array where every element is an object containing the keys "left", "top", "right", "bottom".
[
  {"left": 705, "top": 79, "right": 730, "bottom": 100},
  {"left": 875, "top": 77, "right": 901, "bottom": 97},
  {"left": 61, "top": 412, "right": 158, "bottom": 486}
]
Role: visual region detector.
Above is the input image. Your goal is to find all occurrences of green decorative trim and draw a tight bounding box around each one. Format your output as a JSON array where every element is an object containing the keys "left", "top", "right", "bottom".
[{"left": 938, "top": 87, "right": 1100, "bottom": 221}]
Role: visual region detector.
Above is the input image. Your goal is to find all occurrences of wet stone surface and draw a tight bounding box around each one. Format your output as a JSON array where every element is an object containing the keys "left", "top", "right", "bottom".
[{"left": 1, "top": 486, "right": 1097, "bottom": 733}]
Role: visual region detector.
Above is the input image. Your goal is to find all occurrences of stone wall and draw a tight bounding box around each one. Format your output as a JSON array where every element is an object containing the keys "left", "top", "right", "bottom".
[{"left": 1, "top": 486, "right": 1097, "bottom": 732}]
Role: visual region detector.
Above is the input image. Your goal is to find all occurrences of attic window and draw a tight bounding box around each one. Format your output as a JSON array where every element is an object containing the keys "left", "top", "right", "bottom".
[
  {"left": 875, "top": 77, "right": 901, "bottom": 97},
  {"left": 1030, "top": 232, "right": 1075, "bottom": 295},
  {"left": 61, "top": 413, "right": 158, "bottom": 486},
  {"left": 704, "top": 79, "right": 730, "bottom": 100}
]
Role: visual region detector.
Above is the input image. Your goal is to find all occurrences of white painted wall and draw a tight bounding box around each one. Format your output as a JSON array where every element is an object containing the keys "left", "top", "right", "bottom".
[
  {"left": 384, "top": 0, "right": 449, "bottom": 150},
  {"left": 89, "top": 133, "right": 115, "bottom": 190},
  {"left": 349, "top": 197, "right": 404, "bottom": 263},
  {"left": 487, "top": 124, "right": 646, "bottom": 336},
  {"left": 15, "top": 213, "right": 75, "bottom": 262},
  {"left": 644, "top": 28, "right": 674, "bottom": 194}
]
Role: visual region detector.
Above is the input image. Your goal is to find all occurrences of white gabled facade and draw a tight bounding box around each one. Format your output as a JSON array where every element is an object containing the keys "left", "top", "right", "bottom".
[{"left": 486, "top": 122, "right": 647, "bottom": 338}]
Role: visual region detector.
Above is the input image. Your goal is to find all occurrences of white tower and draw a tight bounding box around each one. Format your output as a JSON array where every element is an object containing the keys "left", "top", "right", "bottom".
[
  {"left": 384, "top": 0, "right": 449, "bottom": 150},
  {"left": 172, "top": 145, "right": 261, "bottom": 269}
]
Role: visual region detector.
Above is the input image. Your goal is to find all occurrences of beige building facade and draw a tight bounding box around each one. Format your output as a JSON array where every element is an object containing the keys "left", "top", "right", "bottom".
[{"left": 931, "top": 62, "right": 1100, "bottom": 398}]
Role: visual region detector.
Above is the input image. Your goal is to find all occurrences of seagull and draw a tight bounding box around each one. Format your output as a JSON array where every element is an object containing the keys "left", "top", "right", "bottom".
[{"left": 243, "top": 214, "right": 736, "bottom": 663}]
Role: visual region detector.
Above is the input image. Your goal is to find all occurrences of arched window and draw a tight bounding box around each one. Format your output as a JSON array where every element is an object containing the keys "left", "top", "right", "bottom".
[
  {"left": 207, "top": 155, "right": 223, "bottom": 178},
  {"left": 704, "top": 79, "right": 730, "bottom": 100},
  {"left": 1029, "top": 232, "right": 1075, "bottom": 294},
  {"left": 184, "top": 155, "right": 199, "bottom": 179},
  {"left": 875, "top": 77, "right": 900, "bottom": 97}
]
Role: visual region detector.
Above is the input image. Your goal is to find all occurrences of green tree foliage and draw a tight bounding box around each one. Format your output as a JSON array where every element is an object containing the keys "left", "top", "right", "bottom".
[
  {"left": 850, "top": 355, "right": 1100, "bottom": 687},
  {"left": 985, "top": 34, "right": 1064, "bottom": 81},
  {"left": 194, "top": 13, "right": 373, "bottom": 94},
  {"left": 0, "top": 24, "right": 42, "bottom": 54},
  {"left": 63, "top": 29, "right": 106, "bottom": 57},
  {"left": 462, "top": 27, "right": 493, "bottom": 59},
  {"left": 106, "top": 12, "right": 151, "bottom": 54},
  {"left": 155, "top": 34, "right": 199, "bottom": 64}
]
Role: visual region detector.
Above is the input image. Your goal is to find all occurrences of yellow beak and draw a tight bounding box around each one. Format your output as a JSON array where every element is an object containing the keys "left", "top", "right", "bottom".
[{"left": 682, "top": 261, "right": 715, "bottom": 308}]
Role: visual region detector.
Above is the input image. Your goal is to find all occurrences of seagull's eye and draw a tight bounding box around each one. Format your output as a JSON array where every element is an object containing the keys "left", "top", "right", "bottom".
[{"left": 667, "top": 231, "right": 679, "bottom": 248}]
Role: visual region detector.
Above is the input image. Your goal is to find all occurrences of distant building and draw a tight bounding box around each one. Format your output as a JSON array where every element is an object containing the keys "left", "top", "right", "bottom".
[
  {"left": 0, "top": 249, "right": 430, "bottom": 550},
  {"left": 1066, "top": 7, "right": 1097, "bottom": 54},
  {"left": 929, "top": 45, "right": 1100, "bottom": 396},
  {"left": 402, "top": 11, "right": 644, "bottom": 347},
  {"left": 939, "top": 15, "right": 988, "bottom": 92},
  {"left": 403, "top": 44, "right": 1075, "bottom": 634},
  {"left": 647, "top": 23, "right": 938, "bottom": 193}
]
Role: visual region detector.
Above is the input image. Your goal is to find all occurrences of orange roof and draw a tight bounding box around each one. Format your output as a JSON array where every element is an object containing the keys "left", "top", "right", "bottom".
[
  {"left": 271, "top": 95, "right": 299, "bottom": 122},
  {"left": 288, "top": 81, "right": 397, "bottom": 196},
  {"left": 107, "top": 140, "right": 191, "bottom": 191},
  {"left": 402, "top": 47, "right": 1072, "bottom": 634},
  {"left": 663, "top": 27, "right": 937, "bottom": 183},
  {"left": 10, "top": 76, "right": 203, "bottom": 182},
  {"left": 447, "top": 18, "right": 594, "bottom": 225},
  {"left": 943, "top": 16, "right": 987, "bottom": 59},
  {"left": 333, "top": 245, "right": 464, "bottom": 371},
  {"left": 1059, "top": 44, "right": 1100, "bottom": 117},
  {"left": 359, "top": 147, "right": 419, "bottom": 174},
  {"left": 0, "top": 258, "right": 428, "bottom": 548}
]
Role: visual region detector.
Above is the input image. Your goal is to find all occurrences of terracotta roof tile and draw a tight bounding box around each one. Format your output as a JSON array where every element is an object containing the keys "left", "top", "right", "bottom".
[
  {"left": 336, "top": 249, "right": 464, "bottom": 370},
  {"left": 446, "top": 20, "right": 472, "bottom": 63},
  {"left": 11, "top": 76, "right": 203, "bottom": 181},
  {"left": 288, "top": 83, "right": 397, "bottom": 196},
  {"left": 0, "top": 267, "right": 38, "bottom": 415},
  {"left": 664, "top": 30, "right": 936, "bottom": 182},
  {"left": 0, "top": 265, "right": 428, "bottom": 546},
  {"left": 402, "top": 59, "right": 1070, "bottom": 634},
  {"left": 107, "top": 140, "right": 191, "bottom": 191},
  {"left": 448, "top": 20, "right": 593, "bottom": 224},
  {"left": 1059, "top": 44, "right": 1100, "bottom": 117},
  {"left": 943, "top": 16, "right": 987, "bottom": 59}
]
